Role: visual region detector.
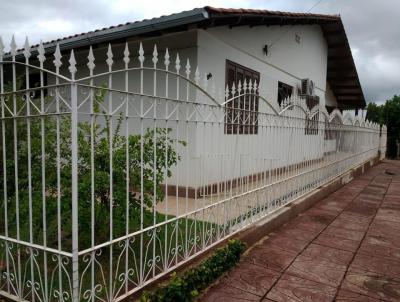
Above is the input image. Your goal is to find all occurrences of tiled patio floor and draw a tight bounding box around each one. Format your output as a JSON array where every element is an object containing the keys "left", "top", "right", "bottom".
[{"left": 199, "top": 160, "right": 400, "bottom": 302}]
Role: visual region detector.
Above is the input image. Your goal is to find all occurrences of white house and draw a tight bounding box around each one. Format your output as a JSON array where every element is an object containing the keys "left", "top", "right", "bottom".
[
  {"left": 6, "top": 6, "right": 367, "bottom": 197},
  {"left": 0, "top": 7, "right": 384, "bottom": 302}
]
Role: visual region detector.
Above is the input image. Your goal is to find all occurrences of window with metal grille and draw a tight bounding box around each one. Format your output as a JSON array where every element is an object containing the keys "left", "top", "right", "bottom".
[
  {"left": 277, "top": 81, "right": 293, "bottom": 106},
  {"left": 225, "top": 60, "right": 260, "bottom": 134}
]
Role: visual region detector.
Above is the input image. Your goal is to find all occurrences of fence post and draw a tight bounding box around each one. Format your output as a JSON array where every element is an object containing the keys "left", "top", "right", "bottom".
[{"left": 69, "top": 50, "right": 80, "bottom": 302}]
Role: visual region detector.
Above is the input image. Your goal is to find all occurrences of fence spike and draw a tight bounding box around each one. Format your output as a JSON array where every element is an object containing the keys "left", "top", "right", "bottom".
[
  {"left": 164, "top": 48, "right": 170, "bottom": 69},
  {"left": 10, "top": 35, "right": 17, "bottom": 58},
  {"left": 37, "top": 40, "right": 45, "bottom": 63},
  {"left": 138, "top": 42, "right": 144, "bottom": 66},
  {"left": 0, "top": 36, "right": 5, "bottom": 57},
  {"left": 175, "top": 53, "right": 181, "bottom": 73},
  {"left": 194, "top": 66, "right": 200, "bottom": 84},
  {"left": 53, "top": 43, "right": 62, "bottom": 68},
  {"left": 23, "top": 37, "right": 31, "bottom": 59},
  {"left": 152, "top": 44, "right": 158, "bottom": 67},
  {"left": 185, "top": 58, "right": 191, "bottom": 78},
  {"left": 225, "top": 84, "right": 229, "bottom": 99},
  {"left": 87, "top": 46, "right": 95, "bottom": 71},
  {"left": 68, "top": 49, "right": 77, "bottom": 76},
  {"left": 123, "top": 43, "right": 130, "bottom": 66},
  {"left": 106, "top": 43, "right": 113, "bottom": 67}
]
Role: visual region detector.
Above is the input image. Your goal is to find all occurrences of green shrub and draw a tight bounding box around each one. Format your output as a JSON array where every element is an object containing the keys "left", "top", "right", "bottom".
[
  {"left": 140, "top": 239, "right": 246, "bottom": 302},
  {"left": 0, "top": 82, "right": 185, "bottom": 249}
]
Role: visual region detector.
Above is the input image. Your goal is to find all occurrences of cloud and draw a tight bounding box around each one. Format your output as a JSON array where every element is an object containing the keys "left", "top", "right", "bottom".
[{"left": 0, "top": 0, "right": 398, "bottom": 103}]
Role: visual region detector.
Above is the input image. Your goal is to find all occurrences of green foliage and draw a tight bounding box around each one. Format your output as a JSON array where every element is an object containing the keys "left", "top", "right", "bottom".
[
  {"left": 140, "top": 239, "right": 246, "bottom": 302},
  {"left": 366, "top": 95, "right": 400, "bottom": 158},
  {"left": 366, "top": 102, "right": 384, "bottom": 125},
  {"left": 0, "top": 83, "right": 185, "bottom": 249}
]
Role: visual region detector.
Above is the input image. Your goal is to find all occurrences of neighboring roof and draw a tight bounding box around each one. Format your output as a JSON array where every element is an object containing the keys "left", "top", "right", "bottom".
[{"left": 7, "top": 6, "right": 365, "bottom": 108}]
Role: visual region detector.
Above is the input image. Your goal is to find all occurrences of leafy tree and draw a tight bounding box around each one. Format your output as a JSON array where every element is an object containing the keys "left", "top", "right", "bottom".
[
  {"left": 366, "top": 102, "right": 384, "bottom": 125},
  {"left": 366, "top": 95, "right": 400, "bottom": 158}
]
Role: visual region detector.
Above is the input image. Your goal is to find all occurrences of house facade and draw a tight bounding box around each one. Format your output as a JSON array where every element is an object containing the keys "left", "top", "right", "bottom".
[
  {"left": 8, "top": 6, "right": 364, "bottom": 192},
  {"left": 0, "top": 7, "right": 385, "bottom": 302}
]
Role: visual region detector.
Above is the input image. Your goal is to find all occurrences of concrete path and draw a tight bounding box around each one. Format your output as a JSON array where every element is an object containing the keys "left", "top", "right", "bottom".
[{"left": 199, "top": 160, "right": 400, "bottom": 302}]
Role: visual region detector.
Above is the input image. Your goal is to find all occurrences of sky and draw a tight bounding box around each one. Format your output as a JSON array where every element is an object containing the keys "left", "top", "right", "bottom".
[{"left": 0, "top": 0, "right": 399, "bottom": 104}]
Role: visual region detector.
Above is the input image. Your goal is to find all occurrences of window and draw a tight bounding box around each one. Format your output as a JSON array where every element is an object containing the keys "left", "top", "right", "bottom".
[
  {"left": 277, "top": 82, "right": 293, "bottom": 106},
  {"left": 225, "top": 60, "right": 260, "bottom": 135}
]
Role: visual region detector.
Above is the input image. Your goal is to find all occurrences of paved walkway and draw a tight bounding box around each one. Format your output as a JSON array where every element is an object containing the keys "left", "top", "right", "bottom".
[{"left": 199, "top": 160, "right": 400, "bottom": 302}]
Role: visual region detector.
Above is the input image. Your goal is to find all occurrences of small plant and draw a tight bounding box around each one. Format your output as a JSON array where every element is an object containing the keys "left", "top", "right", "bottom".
[{"left": 140, "top": 239, "right": 246, "bottom": 302}]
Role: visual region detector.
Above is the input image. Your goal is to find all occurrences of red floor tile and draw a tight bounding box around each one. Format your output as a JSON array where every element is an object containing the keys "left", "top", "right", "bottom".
[
  {"left": 266, "top": 274, "right": 336, "bottom": 302},
  {"left": 313, "top": 233, "right": 360, "bottom": 253},
  {"left": 243, "top": 244, "right": 297, "bottom": 273},
  {"left": 335, "top": 289, "right": 381, "bottom": 301},
  {"left": 286, "top": 253, "right": 347, "bottom": 287},
  {"left": 263, "top": 234, "right": 309, "bottom": 254},
  {"left": 219, "top": 262, "right": 280, "bottom": 297},
  {"left": 200, "top": 282, "right": 261, "bottom": 302},
  {"left": 348, "top": 253, "right": 400, "bottom": 282},
  {"left": 358, "top": 239, "right": 400, "bottom": 262},
  {"left": 375, "top": 208, "right": 400, "bottom": 223},
  {"left": 301, "top": 243, "right": 353, "bottom": 266},
  {"left": 322, "top": 225, "right": 365, "bottom": 242},
  {"left": 341, "top": 271, "right": 400, "bottom": 301}
]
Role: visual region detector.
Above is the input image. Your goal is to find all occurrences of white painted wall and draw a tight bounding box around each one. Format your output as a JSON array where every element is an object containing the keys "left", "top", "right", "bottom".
[
  {"left": 325, "top": 82, "right": 338, "bottom": 107},
  {"left": 196, "top": 25, "right": 328, "bottom": 106},
  {"left": 193, "top": 25, "right": 330, "bottom": 186}
]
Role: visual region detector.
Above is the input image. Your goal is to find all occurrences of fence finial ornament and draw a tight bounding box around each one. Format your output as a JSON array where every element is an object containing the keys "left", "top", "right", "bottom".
[
  {"left": 175, "top": 53, "right": 181, "bottom": 73},
  {"left": 164, "top": 48, "right": 170, "bottom": 69},
  {"left": 106, "top": 44, "right": 113, "bottom": 67},
  {"left": 10, "top": 35, "right": 17, "bottom": 58},
  {"left": 87, "top": 46, "right": 95, "bottom": 71},
  {"left": 68, "top": 49, "right": 77, "bottom": 76},
  {"left": 138, "top": 42, "right": 144, "bottom": 67},
  {"left": 53, "top": 43, "right": 62, "bottom": 68},
  {"left": 152, "top": 44, "right": 158, "bottom": 67},
  {"left": 37, "top": 40, "right": 45, "bottom": 63},
  {"left": 185, "top": 58, "right": 191, "bottom": 78},
  {"left": 0, "top": 36, "right": 4, "bottom": 57},
  {"left": 123, "top": 43, "right": 130, "bottom": 66},
  {"left": 23, "top": 37, "right": 31, "bottom": 59}
]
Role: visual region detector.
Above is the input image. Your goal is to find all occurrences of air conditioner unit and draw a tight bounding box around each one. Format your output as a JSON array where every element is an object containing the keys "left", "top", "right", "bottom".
[
  {"left": 300, "top": 79, "right": 319, "bottom": 109},
  {"left": 301, "top": 79, "right": 315, "bottom": 96}
]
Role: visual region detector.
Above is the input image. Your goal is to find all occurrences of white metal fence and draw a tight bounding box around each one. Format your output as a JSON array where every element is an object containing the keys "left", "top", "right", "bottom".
[{"left": 0, "top": 36, "right": 386, "bottom": 302}]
